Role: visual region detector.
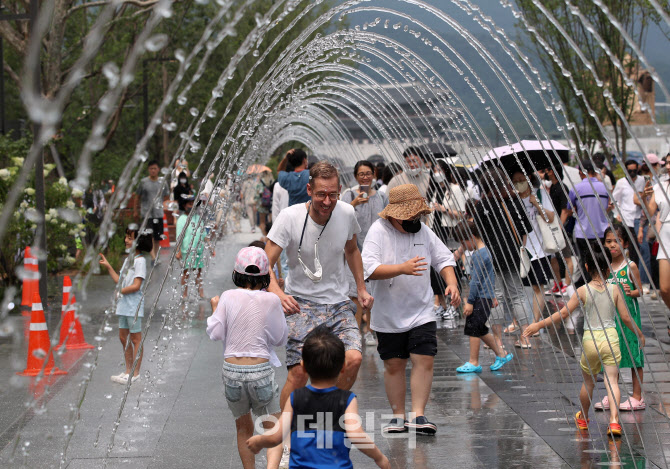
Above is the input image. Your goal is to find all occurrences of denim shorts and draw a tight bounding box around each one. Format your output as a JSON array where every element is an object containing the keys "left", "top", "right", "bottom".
[
  {"left": 285, "top": 297, "right": 362, "bottom": 367},
  {"left": 222, "top": 362, "right": 280, "bottom": 420},
  {"left": 118, "top": 315, "right": 142, "bottom": 333}
]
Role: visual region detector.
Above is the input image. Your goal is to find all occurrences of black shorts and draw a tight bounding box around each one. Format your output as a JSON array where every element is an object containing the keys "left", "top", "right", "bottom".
[
  {"left": 150, "top": 217, "right": 163, "bottom": 241},
  {"left": 464, "top": 298, "right": 492, "bottom": 338},
  {"left": 376, "top": 321, "right": 437, "bottom": 360},
  {"left": 522, "top": 257, "right": 553, "bottom": 286}
]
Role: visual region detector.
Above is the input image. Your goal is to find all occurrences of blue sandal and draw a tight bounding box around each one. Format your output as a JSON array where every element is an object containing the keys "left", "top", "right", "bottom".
[{"left": 456, "top": 362, "right": 483, "bottom": 373}]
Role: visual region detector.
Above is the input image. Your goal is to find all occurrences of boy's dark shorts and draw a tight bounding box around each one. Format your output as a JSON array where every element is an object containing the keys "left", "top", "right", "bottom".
[
  {"left": 464, "top": 298, "right": 493, "bottom": 338},
  {"left": 150, "top": 217, "right": 164, "bottom": 241},
  {"left": 376, "top": 321, "right": 437, "bottom": 360}
]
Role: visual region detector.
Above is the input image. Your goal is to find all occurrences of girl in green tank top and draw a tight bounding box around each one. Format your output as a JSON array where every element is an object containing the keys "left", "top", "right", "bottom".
[{"left": 603, "top": 226, "right": 646, "bottom": 411}]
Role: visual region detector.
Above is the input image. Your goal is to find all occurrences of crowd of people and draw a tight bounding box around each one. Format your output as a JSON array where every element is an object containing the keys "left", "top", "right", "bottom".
[{"left": 107, "top": 146, "right": 670, "bottom": 469}]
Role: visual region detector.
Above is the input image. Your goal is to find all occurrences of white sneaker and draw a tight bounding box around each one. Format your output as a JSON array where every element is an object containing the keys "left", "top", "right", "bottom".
[
  {"left": 364, "top": 332, "right": 377, "bottom": 346},
  {"left": 111, "top": 373, "right": 129, "bottom": 384},
  {"left": 131, "top": 375, "right": 140, "bottom": 384},
  {"left": 279, "top": 445, "right": 290, "bottom": 469}
]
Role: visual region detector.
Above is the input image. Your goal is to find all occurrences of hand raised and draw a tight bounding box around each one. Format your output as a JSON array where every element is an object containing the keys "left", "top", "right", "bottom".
[{"left": 400, "top": 256, "right": 427, "bottom": 276}]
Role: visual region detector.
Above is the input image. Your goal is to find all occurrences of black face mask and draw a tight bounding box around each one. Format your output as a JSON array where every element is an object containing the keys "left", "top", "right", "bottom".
[{"left": 401, "top": 218, "right": 422, "bottom": 233}]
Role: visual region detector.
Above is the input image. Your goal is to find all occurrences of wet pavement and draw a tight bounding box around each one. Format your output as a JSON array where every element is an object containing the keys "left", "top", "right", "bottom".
[{"left": 1, "top": 223, "right": 669, "bottom": 468}]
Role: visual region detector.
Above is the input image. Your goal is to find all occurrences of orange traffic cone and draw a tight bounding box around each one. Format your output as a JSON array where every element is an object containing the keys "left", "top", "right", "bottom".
[
  {"left": 59, "top": 294, "right": 93, "bottom": 350},
  {"left": 160, "top": 213, "right": 171, "bottom": 248},
  {"left": 18, "top": 292, "right": 67, "bottom": 377},
  {"left": 20, "top": 247, "right": 40, "bottom": 315},
  {"left": 57, "top": 275, "right": 73, "bottom": 348}
]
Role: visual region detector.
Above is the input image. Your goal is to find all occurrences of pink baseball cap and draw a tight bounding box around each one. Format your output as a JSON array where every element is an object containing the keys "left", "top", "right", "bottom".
[
  {"left": 234, "top": 247, "right": 269, "bottom": 276},
  {"left": 646, "top": 153, "right": 664, "bottom": 165}
]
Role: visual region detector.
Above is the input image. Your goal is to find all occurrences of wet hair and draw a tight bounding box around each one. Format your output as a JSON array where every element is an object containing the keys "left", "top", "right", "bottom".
[
  {"left": 453, "top": 219, "right": 479, "bottom": 243},
  {"left": 287, "top": 148, "right": 307, "bottom": 168},
  {"left": 309, "top": 161, "right": 339, "bottom": 183},
  {"left": 402, "top": 146, "right": 427, "bottom": 162},
  {"left": 302, "top": 325, "right": 345, "bottom": 381},
  {"left": 585, "top": 249, "right": 612, "bottom": 279},
  {"left": 147, "top": 159, "right": 160, "bottom": 168},
  {"left": 382, "top": 162, "right": 402, "bottom": 185},
  {"left": 125, "top": 226, "right": 153, "bottom": 253},
  {"left": 604, "top": 224, "right": 630, "bottom": 248},
  {"left": 231, "top": 265, "right": 271, "bottom": 290},
  {"left": 353, "top": 160, "right": 375, "bottom": 177},
  {"left": 248, "top": 240, "right": 266, "bottom": 249}
]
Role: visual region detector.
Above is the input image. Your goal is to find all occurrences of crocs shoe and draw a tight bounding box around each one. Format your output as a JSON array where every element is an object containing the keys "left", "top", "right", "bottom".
[
  {"left": 383, "top": 418, "right": 408, "bottom": 434},
  {"left": 490, "top": 353, "right": 514, "bottom": 371},
  {"left": 456, "top": 362, "right": 482, "bottom": 373},
  {"left": 607, "top": 422, "right": 622, "bottom": 437},
  {"left": 619, "top": 396, "right": 646, "bottom": 411},
  {"left": 406, "top": 416, "right": 437, "bottom": 435},
  {"left": 574, "top": 411, "right": 589, "bottom": 430},
  {"left": 594, "top": 396, "right": 610, "bottom": 411}
]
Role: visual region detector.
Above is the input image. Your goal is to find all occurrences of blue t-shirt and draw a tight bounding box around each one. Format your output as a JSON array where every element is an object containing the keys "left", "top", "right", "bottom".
[
  {"left": 278, "top": 170, "right": 311, "bottom": 207},
  {"left": 467, "top": 246, "right": 495, "bottom": 303},
  {"left": 289, "top": 385, "right": 355, "bottom": 469}
]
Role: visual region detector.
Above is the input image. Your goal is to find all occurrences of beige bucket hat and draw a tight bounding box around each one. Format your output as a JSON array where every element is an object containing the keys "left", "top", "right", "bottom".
[{"left": 378, "top": 184, "right": 432, "bottom": 221}]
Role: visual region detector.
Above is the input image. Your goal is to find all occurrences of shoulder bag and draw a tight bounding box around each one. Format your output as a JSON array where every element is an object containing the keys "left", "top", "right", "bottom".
[{"left": 535, "top": 189, "right": 566, "bottom": 254}]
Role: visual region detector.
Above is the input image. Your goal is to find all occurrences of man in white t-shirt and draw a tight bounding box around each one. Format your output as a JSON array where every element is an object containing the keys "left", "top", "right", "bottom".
[
  {"left": 265, "top": 161, "right": 374, "bottom": 411},
  {"left": 612, "top": 159, "right": 646, "bottom": 266},
  {"left": 362, "top": 184, "right": 459, "bottom": 435}
]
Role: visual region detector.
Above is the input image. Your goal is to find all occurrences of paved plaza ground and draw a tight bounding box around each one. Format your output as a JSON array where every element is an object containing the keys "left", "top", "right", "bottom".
[{"left": 1, "top": 225, "right": 670, "bottom": 468}]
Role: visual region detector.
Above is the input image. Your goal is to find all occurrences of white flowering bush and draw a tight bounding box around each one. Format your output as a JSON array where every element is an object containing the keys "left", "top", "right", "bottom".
[{"left": 0, "top": 133, "right": 84, "bottom": 288}]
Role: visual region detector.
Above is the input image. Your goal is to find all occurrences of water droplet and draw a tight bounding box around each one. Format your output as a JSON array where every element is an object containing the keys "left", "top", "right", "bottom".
[
  {"left": 32, "top": 348, "right": 47, "bottom": 359},
  {"left": 177, "top": 95, "right": 187, "bottom": 106},
  {"left": 162, "top": 122, "right": 178, "bottom": 131},
  {"left": 102, "top": 62, "right": 120, "bottom": 87},
  {"left": 57, "top": 208, "right": 81, "bottom": 224},
  {"left": 189, "top": 107, "right": 199, "bottom": 117}
]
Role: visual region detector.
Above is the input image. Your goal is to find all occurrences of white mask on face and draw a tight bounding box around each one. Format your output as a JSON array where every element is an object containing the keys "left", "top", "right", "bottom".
[
  {"left": 406, "top": 167, "right": 422, "bottom": 177},
  {"left": 433, "top": 172, "right": 445, "bottom": 183},
  {"left": 514, "top": 181, "right": 530, "bottom": 193},
  {"left": 179, "top": 178, "right": 187, "bottom": 184},
  {"left": 543, "top": 180, "right": 552, "bottom": 189}
]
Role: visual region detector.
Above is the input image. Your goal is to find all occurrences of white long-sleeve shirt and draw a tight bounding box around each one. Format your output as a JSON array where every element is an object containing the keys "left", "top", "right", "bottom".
[{"left": 206, "top": 289, "right": 288, "bottom": 367}]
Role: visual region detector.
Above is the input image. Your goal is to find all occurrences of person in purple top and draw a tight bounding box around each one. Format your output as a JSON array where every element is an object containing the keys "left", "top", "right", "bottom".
[{"left": 563, "top": 160, "right": 611, "bottom": 289}]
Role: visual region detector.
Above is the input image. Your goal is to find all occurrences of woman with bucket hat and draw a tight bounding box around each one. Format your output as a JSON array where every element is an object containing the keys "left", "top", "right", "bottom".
[{"left": 362, "top": 184, "right": 460, "bottom": 435}]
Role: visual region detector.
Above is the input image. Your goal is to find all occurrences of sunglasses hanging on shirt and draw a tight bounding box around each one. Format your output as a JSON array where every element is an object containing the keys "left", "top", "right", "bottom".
[{"left": 297, "top": 202, "right": 332, "bottom": 282}]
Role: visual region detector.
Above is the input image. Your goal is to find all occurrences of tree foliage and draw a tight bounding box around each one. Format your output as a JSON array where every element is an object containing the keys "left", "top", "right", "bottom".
[
  {"left": 515, "top": 0, "right": 667, "bottom": 157},
  {"left": 0, "top": 0, "right": 335, "bottom": 184}
]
